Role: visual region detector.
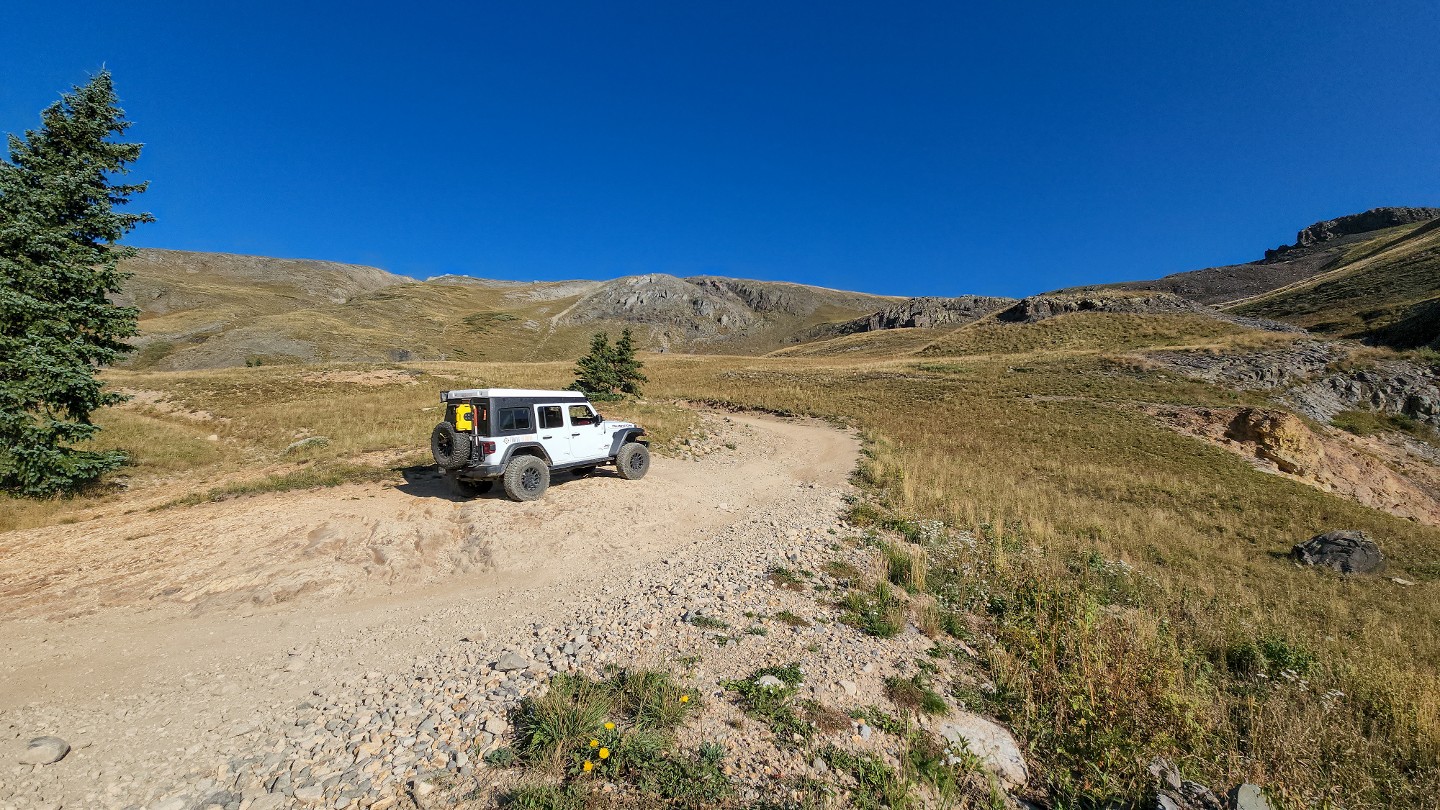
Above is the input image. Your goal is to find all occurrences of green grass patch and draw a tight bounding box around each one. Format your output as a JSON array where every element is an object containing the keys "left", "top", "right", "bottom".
[
  {"left": 838, "top": 582, "right": 906, "bottom": 639},
  {"left": 723, "top": 664, "right": 812, "bottom": 749},
  {"left": 160, "top": 461, "right": 398, "bottom": 508},
  {"left": 500, "top": 670, "right": 717, "bottom": 806}
]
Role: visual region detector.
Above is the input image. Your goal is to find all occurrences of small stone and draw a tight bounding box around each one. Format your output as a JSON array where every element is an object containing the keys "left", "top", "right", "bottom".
[
  {"left": 246, "top": 795, "right": 287, "bottom": 810},
  {"left": 484, "top": 717, "right": 507, "bottom": 735},
  {"left": 293, "top": 784, "right": 325, "bottom": 804},
  {"left": 495, "top": 653, "right": 529, "bottom": 672},
  {"left": 837, "top": 680, "right": 858, "bottom": 696},
  {"left": 414, "top": 780, "right": 435, "bottom": 796},
  {"left": 755, "top": 675, "right": 785, "bottom": 689},
  {"left": 1232, "top": 783, "right": 1275, "bottom": 810},
  {"left": 19, "top": 736, "right": 69, "bottom": 765}
]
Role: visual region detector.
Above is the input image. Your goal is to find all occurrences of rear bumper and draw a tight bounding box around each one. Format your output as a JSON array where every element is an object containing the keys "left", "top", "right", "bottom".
[{"left": 448, "top": 463, "right": 505, "bottom": 481}]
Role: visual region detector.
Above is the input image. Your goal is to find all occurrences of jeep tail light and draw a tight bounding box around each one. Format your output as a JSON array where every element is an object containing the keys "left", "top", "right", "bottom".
[{"left": 480, "top": 441, "right": 497, "bottom": 457}]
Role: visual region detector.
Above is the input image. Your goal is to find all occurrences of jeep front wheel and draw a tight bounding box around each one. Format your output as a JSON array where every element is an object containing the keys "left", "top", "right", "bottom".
[
  {"left": 615, "top": 442, "right": 650, "bottom": 480},
  {"left": 503, "top": 455, "right": 551, "bottom": 501}
]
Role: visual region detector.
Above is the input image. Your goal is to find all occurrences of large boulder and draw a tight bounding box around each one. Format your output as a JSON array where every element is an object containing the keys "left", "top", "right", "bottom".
[{"left": 1292, "top": 530, "right": 1386, "bottom": 574}]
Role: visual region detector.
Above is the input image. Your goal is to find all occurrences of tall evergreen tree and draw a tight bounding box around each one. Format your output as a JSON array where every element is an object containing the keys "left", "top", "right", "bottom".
[
  {"left": 0, "top": 71, "right": 151, "bottom": 497},
  {"left": 569, "top": 332, "right": 621, "bottom": 400},
  {"left": 612, "top": 327, "right": 647, "bottom": 396}
]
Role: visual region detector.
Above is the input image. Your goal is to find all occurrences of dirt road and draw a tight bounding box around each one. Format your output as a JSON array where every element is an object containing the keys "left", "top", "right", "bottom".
[{"left": 0, "top": 412, "right": 859, "bottom": 808}]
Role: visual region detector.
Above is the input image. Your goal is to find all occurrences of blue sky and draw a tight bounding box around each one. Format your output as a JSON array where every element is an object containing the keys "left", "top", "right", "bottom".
[{"left": 3, "top": 2, "right": 1437, "bottom": 297}]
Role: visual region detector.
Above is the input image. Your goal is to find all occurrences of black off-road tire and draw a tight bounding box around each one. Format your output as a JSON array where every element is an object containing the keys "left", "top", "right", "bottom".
[
  {"left": 503, "top": 455, "right": 551, "bottom": 501},
  {"left": 448, "top": 477, "right": 493, "bottom": 498},
  {"left": 431, "top": 422, "right": 471, "bottom": 471},
  {"left": 572, "top": 465, "right": 598, "bottom": 477},
  {"left": 615, "top": 442, "right": 650, "bottom": 480}
]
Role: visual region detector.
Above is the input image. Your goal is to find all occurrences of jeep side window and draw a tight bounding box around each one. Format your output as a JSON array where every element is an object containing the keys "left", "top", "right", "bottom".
[
  {"left": 538, "top": 405, "right": 565, "bottom": 430},
  {"left": 568, "top": 405, "right": 597, "bottom": 426},
  {"left": 498, "top": 407, "right": 531, "bottom": 432}
]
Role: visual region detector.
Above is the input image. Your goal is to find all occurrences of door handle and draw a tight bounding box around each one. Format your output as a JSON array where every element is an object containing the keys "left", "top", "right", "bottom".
[
  {"left": 570, "top": 432, "right": 581, "bottom": 437},
  {"left": 542, "top": 435, "right": 552, "bottom": 439}
]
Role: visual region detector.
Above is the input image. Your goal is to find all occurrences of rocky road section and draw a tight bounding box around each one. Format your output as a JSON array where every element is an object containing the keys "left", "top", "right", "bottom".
[{"left": 1, "top": 412, "right": 902, "bottom": 809}]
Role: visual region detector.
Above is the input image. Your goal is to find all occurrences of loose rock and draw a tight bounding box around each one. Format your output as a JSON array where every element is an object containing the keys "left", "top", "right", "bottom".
[{"left": 19, "top": 736, "right": 70, "bottom": 765}]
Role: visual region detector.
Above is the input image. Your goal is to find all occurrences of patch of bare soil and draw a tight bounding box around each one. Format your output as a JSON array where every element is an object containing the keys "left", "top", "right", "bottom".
[{"left": 1143, "top": 404, "right": 1440, "bottom": 525}]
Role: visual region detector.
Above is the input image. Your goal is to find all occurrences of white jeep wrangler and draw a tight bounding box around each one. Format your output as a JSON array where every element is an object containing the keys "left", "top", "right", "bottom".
[{"left": 429, "top": 388, "right": 650, "bottom": 501}]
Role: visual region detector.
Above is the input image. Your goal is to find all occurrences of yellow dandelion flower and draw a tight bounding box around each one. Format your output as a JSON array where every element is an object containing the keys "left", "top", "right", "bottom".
[
  {"left": 583, "top": 760, "right": 593, "bottom": 772},
  {"left": 589, "top": 739, "right": 599, "bottom": 747},
  {"left": 680, "top": 694, "right": 691, "bottom": 703},
  {"left": 604, "top": 721, "right": 615, "bottom": 730},
  {"left": 599, "top": 747, "right": 610, "bottom": 760}
]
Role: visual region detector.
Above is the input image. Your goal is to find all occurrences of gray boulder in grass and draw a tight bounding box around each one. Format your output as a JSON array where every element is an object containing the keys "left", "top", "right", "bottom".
[{"left": 1292, "top": 530, "right": 1385, "bottom": 574}]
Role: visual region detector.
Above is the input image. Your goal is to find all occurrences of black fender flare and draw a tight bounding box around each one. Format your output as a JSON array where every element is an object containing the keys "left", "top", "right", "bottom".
[
  {"left": 607, "top": 428, "right": 648, "bottom": 457},
  {"left": 500, "top": 442, "right": 552, "bottom": 467}
]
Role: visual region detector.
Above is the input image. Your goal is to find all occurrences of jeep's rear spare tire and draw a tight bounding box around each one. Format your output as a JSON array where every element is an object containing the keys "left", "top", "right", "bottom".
[
  {"left": 616, "top": 442, "right": 650, "bottom": 480},
  {"left": 431, "top": 422, "right": 471, "bottom": 470},
  {"left": 503, "top": 455, "right": 550, "bottom": 501}
]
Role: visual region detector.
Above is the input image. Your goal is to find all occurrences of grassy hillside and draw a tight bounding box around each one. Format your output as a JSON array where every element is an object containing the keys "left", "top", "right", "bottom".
[
  {"left": 116, "top": 249, "right": 897, "bottom": 369},
  {"left": 1231, "top": 220, "right": 1440, "bottom": 348}
]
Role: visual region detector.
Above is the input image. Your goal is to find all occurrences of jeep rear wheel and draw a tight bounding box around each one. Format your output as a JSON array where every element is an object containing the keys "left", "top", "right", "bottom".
[
  {"left": 448, "top": 477, "right": 493, "bottom": 498},
  {"left": 503, "top": 455, "right": 550, "bottom": 501},
  {"left": 615, "top": 442, "right": 650, "bottom": 480}
]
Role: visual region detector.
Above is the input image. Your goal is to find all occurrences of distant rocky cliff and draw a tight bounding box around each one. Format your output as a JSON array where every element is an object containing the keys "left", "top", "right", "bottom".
[
  {"left": 805, "top": 296, "right": 1015, "bottom": 340},
  {"left": 1267, "top": 206, "right": 1440, "bottom": 257}
]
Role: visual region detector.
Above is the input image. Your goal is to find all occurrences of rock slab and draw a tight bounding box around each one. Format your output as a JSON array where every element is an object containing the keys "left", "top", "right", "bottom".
[
  {"left": 935, "top": 711, "right": 1027, "bottom": 789},
  {"left": 1292, "top": 530, "right": 1386, "bottom": 574},
  {"left": 19, "top": 736, "right": 69, "bottom": 765}
]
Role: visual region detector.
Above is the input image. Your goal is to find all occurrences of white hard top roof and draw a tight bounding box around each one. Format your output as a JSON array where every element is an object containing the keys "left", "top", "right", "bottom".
[{"left": 442, "top": 388, "right": 585, "bottom": 400}]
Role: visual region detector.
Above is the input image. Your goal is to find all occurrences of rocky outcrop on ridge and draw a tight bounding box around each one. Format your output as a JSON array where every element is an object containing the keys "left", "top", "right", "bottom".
[
  {"left": 998, "top": 291, "right": 1206, "bottom": 322},
  {"left": 804, "top": 295, "right": 1017, "bottom": 341},
  {"left": 1057, "top": 206, "right": 1440, "bottom": 307},
  {"left": 995, "top": 291, "right": 1301, "bottom": 333},
  {"left": 556, "top": 274, "right": 898, "bottom": 344},
  {"left": 1269, "top": 206, "right": 1440, "bottom": 256}
]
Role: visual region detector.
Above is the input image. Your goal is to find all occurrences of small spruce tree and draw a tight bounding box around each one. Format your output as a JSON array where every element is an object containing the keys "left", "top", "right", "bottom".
[
  {"left": 569, "top": 328, "right": 646, "bottom": 400},
  {"left": 0, "top": 71, "right": 151, "bottom": 497},
  {"left": 612, "top": 327, "right": 647, "bottom": 396}
]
